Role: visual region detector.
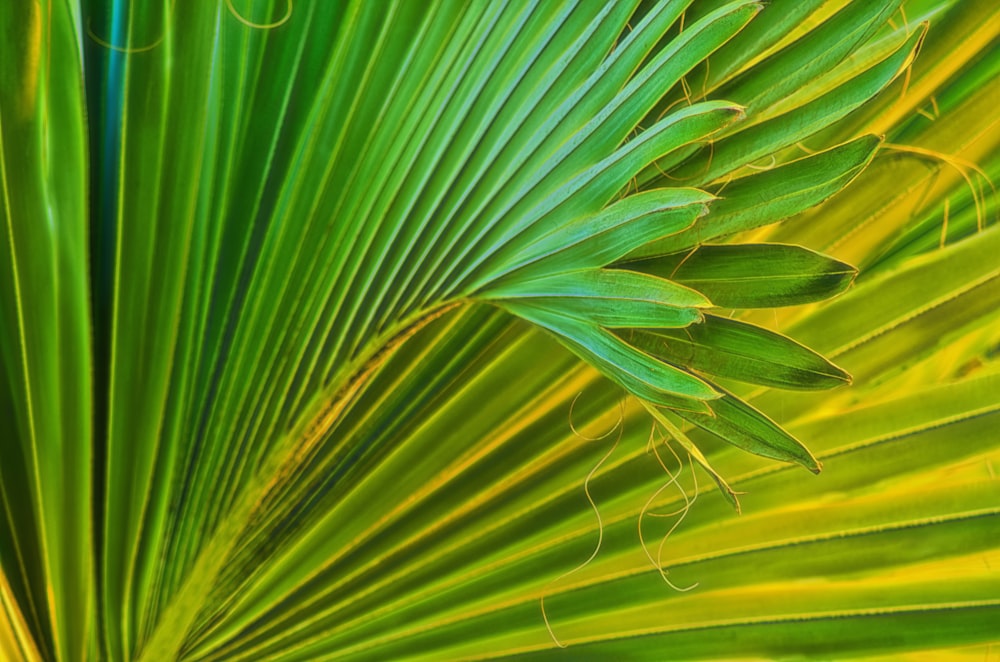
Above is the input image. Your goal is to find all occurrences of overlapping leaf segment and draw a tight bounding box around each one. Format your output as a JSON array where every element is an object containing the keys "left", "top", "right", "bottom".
[
  {"left": 0, "top": 0, "right": 926, "bottom": 659},
  {"left": 459, "top": 0, "right": 919, "bottom": 500}
]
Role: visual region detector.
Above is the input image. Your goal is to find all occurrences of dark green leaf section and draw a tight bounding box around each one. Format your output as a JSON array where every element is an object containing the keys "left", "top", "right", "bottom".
[
  {"left": 0, "top": 4, "right": 92, "bottom": 661},
  {"left": 482, "top": 269, "right": 709, "bottom": 329},
  {"left": 630, "top": 135, "right": 881, "bottom": 257},
  {"left": 627, "top": 314, "right": 851, "bottom": 390},
  {"left": 677, "top": 388, "right": 822, "bottom": 472},
  {"left": 501, "top": 302, "right": 719, "bottom": 409},
  {"left": 627, "top": 244, "right": 857, "bottom": 308}
]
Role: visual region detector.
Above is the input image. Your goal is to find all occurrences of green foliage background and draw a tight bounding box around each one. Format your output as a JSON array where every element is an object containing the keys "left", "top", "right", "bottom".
[{"left": 1, "top": 0, "right": 998, "bottom": 660}]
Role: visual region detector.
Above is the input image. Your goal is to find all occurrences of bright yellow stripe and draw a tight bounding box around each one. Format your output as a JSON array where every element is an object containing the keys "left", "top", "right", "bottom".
[{"left": 0, "top": 570, "right": 42, "bottom": 662}]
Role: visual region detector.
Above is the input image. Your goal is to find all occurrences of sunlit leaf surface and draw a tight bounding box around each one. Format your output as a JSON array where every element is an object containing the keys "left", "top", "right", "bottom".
[{"left": 0, "top": 1, "right": 997, "bottom": 660}]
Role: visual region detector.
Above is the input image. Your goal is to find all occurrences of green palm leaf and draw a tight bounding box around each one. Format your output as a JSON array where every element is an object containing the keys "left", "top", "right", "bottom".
[{"left": 1, "top": 0, "right": 997, "bottom": 660}]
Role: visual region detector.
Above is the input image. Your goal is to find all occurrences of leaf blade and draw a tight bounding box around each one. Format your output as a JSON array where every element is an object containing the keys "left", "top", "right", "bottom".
[{"left": 628, "top": 243, "right": 858, "bottom": 308}]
